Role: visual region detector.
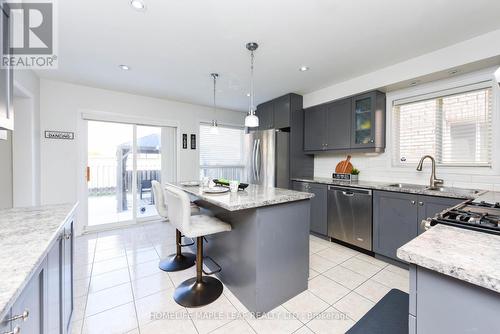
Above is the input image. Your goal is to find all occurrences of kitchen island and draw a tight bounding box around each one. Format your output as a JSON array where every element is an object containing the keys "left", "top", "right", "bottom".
[
  {"left": 167, "top": 183, "right": 313, "bottom": 314},
  {"left": 397, "top": 224, "right": 500, "bottom": 334}
]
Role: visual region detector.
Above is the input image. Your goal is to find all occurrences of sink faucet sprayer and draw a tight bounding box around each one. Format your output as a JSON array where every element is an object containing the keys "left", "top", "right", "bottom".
[{"left": 416, "top": 155, "right": 444, "bottom": 189}]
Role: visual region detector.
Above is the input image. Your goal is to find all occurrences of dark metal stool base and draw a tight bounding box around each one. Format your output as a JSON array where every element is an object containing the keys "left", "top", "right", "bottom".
[
  {"left": 159, "top": 253, "right": 196, "bottom": 272},
  {"left": 173, "top": 276, "right": 223, "bottom": 307}
]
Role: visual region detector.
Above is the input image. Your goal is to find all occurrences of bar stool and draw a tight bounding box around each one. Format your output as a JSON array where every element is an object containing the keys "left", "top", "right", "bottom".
[
  {"left": 164, "top": 185, "right": 232, "bottom": 307},
  {"left": 152, "top": 181, "right": 199, "bottom": 272}
]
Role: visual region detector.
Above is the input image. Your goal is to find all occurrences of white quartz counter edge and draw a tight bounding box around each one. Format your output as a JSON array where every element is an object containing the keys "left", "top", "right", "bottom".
[
  {"left": 0, "top": 203, "right": 78, "bottom": 320},
  {"left": 397, "top": 224, "right": 500, "bottom": 293},
  {"left": 167, "top": 183, "right": 314, "bottom": 211}
]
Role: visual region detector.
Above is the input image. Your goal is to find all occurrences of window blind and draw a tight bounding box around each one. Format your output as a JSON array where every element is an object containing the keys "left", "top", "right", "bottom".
[
  {"left": 199, "top": 124, "right": 244, "bottom": 166},
  {"left": 393, "top": 85, "right": 492, "bottom": 167}
]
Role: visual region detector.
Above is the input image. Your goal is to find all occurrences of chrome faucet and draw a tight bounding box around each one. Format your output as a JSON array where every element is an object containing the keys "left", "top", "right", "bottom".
[{"left": 416, "top": 155, "right": 444, "bottom": 189}]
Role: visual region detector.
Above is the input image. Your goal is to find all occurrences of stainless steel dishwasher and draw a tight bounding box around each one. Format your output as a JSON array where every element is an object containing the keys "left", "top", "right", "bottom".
[{"left": 327, "top": 186, "right": 372, "bottom": 251}]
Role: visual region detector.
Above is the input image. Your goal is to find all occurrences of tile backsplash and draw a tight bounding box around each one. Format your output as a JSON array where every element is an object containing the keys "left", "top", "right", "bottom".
[{"left": 314, "top": 152, "right": 500, "bottom": 192}]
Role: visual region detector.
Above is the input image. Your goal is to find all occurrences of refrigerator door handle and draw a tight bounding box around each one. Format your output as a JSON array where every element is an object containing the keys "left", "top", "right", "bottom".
[
  {"left": 256, "top": 139, "right": 261, "bottom": 181},
  {"left": 252, "top": 139, "right": 258, "bottom": 181}
]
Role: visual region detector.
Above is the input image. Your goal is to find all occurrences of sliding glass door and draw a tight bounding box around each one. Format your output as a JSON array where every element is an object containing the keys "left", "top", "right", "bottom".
[{"left": 86, "top": 120, "right": 175, "bottom": 229}]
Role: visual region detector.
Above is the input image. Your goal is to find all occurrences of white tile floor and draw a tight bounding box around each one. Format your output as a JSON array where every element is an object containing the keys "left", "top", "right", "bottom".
[{"left": 72, "top": 222, "right": 409, "bottom": 334}]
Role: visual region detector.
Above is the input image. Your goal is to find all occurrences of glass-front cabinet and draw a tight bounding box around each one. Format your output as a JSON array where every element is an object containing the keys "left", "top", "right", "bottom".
[{"left": 351, "top": 91, "right": 385, "bottom": 150}]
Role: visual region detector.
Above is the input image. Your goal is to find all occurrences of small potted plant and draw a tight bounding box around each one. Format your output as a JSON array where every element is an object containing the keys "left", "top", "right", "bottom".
[{"left": 350, "top": 168, "right": 360, "bottom": 182}]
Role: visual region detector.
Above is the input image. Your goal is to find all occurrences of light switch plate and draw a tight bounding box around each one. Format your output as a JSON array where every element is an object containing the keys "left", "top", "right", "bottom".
[{"left": 0, "top": 130, "right": 7, "bottom": 140}]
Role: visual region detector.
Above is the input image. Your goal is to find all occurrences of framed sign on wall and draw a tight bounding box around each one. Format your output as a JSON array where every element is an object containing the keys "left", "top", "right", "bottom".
[{"left": 190, "top": 134, "right": 196, "bottom": 149}]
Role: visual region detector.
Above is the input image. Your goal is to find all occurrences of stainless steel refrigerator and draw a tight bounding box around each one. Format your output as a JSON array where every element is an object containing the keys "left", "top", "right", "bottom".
[{"left": 243, "top": 129, "right": 289, "bottom": 188}]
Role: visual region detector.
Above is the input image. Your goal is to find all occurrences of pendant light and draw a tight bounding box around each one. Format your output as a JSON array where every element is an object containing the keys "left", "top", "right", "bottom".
[
  {"left": 210, "top": 73, "right": 219, "bottom": 135},
  {"left": 244, "top": 42, "right": 259, "bottom": 128}
]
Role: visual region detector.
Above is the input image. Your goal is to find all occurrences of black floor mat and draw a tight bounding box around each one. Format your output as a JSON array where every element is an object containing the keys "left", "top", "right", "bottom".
[{"left": 346, "top": 289, "right": 409, "bottom": 334}]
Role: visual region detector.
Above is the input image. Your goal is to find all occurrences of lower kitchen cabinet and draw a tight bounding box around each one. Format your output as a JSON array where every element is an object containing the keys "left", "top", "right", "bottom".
[
  {"left": 2, "top": 217, "right": 74, "bottom": 334},
  {"left": 292, "top": 181, "right": 328, "bottom": 235},
  {"left": 373, "top": 191, "right": 463, "bottom": 261}
]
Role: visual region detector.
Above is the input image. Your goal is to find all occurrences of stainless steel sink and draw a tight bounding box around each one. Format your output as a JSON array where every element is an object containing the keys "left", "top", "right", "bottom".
[
  {"left": 424, "top": 186, "right": 483, "bottom": 196},
  {"left": 386, "top": 183, "right": 426, "bottom": 189},
  {"left": 385, "top": 183, "right": 483, "bottom": 197}
]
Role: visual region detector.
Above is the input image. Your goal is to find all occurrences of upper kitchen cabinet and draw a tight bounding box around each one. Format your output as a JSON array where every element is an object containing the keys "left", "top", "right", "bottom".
[
  {"left": 0, "top": 3, "right": 14, "bottom": 131},
  {"left": 255, "top": 101, "right": 274, "bottom": 130},
  {"left": 255, "top": 93, "right": 299, "bottom": 130},
  {"left": 303, "top": 90, "right": 385, "bottom": 153},
  {"left": 304, "top": 104, "right": 326, "bottom": 151},
  {"left": 351, "top": 91, "right": 385, "bottom": 150},
  {"left": 304, "top": 99, "right": 351, "bottom": 151},
  {"left": 326, "top": 98, "right": 351, "bottom": 150},
  {"left": 273, "top": 94, "right": 291, "bottom": 129}
]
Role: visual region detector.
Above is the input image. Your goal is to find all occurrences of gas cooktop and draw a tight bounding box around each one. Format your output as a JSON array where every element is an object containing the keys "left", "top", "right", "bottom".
[{"left": 424, "top": 200, "right": 500, "bottom": 236}]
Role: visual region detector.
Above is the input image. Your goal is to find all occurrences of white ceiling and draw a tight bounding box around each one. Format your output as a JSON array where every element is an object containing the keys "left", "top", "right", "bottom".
[{"left": 37, "top": 0, "right": 500, "bottom": 111}]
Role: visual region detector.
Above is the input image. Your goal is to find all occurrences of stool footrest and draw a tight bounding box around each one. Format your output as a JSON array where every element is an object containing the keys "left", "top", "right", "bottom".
[
  {"left": 179, "top": 236, "right": 195, "bottom": 247},
  {"left": 202, "top": 256, "right": 222, "bottom": 275}
]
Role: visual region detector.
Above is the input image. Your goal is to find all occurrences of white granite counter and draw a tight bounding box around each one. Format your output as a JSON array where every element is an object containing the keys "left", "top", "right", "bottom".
[
  {"left": 167, "top": 183, "right": 313, "bottom": 211},
  {"left": 291, "top": 177, "right": 485, "bottom": 200},
  {"left": 0, "top": 203, "right": 78, "bottom": 320},
  {"left": 397, "top": 224, "right": 500, "bottom": 293}
]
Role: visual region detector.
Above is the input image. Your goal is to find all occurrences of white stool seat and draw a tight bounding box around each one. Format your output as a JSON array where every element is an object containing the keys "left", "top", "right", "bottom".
[
  {"left": 185, "top": 215, "right": 232, "bottom": 238},
  {"left": 164, "top": 185, "right": 231, "bottom": 238}
]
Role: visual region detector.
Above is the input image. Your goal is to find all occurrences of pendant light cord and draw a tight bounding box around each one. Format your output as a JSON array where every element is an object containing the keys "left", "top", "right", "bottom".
[{"left": 250, "top": 50, "right": 255, "bottom": 114}]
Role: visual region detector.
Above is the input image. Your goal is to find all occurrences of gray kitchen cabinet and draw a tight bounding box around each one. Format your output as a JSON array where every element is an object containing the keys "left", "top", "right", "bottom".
[
  {"left": 304, "top": 104, "right": 326, "bottom": 151},
  {"left": 46, "top": 234, "right": 62, "bottom": 334},
  {"left": 0, "top": 311, "right": 11, "bottom": 334},
  {"left": 0, "top": 3, "right": 14, "bottom": 131},
  {"left": 255, "top": 102, "right": 274, "bottom": 130},
  {"left": 373, "top": 191, "right": 418, "bottom": 260},
  {"left": 292, "top": 181, "right": 328, "bottom": 235},
  {"left": 410, "top": 265, "right": 500, "bottom": 334},
  {"left": 350, "top": 91, "right": 385, "bottom": 150},
  {"left": 10, "top": 263, "right": 44, "bottom": 334},
  {"left": 273, "top": 95, "right": 291, "bottom": 129},
  {"left": 326, "top": 98, "right": 351, "bottom": 150},
  {"left": 303, "top": 90, "right": 385, "bottom": 153},
  {"left": 416, "top": 195, "right": 462, "bottom": 234},
  {"left": 62, "top": 219, "right": 74, "bottom": 334},
  {"left": 374, "top": 191, "right": 463, "bottom": 261}
]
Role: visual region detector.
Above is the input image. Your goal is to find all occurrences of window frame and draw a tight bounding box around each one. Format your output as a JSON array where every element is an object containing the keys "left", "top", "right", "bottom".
[
  {"left": 386, "top": 69, "right": 499, "bottom": 176},
  {"left": 198, "top": 122, "right": 246, "bottom": 179},
  {"left": 392, "top": 82, "right": 493, "bottom": 168}
]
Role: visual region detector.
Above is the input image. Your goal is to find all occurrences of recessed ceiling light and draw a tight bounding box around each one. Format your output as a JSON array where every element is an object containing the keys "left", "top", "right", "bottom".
[
  {"left": 246, "top": 93, "right": 251, "bottom": 97},
  {"left": 299, "top": 66, "right": 310, "bottom": 72},
  {"left": 448, "top": 69, "right": 460, "bottom": 75},
  {"left": 130, "top": 0, "right": 146, "bottom": 11},
  {"left": 119, "top": 64, "right": 130, "bottom": 71},
  {"left": 408, "top": 80, "right": 420, "bottom": 86}
]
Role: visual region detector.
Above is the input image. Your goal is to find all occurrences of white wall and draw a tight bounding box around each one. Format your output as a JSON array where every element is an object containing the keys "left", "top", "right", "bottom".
[
  {"left": 0, "top": 130, "right": 13, "bottom": 209},
  {"left": 13, "top": 70, "right": 41, "bottom": 207},
  {"left": 39, "top": 79, "right": 245, "bottom": 230},
  {"left": 312, "top": 67, "right": 500, "bottom": 192},
  {"left": 304, "top": 29, "right": 500, "bottom": 108}
]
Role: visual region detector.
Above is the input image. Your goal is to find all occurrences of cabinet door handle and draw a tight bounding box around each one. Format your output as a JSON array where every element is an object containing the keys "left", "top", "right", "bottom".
[
  {"left": 6, "top": 310, "right": 29, "bottom": 322},
  {"left": 418, "top": 201, "right": 424, "bottom": 206},
  {"left": 369, "top": 139, "right": 374, "bottom": 143},
  {"left": 410, "top": 200, "right": 416, "bottom": 205},
  {"left": 4, "top": 326, "right": 20, "bottom": 334}
]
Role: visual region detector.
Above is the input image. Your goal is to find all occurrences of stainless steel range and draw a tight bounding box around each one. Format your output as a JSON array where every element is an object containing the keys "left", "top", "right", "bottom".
[{"left": 422, "top": 200, "right": 500, "bottom": 236}]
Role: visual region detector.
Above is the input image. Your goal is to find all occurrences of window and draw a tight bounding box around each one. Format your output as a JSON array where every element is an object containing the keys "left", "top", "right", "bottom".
[
  {"left": 199, "top": 124, "right": 245, "bottom": 180},
  {"left": 393, "top": 84, "right": 493, "bottom": 167}
]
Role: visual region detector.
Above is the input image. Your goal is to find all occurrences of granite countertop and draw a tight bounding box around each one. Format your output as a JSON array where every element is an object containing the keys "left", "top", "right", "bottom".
[
  {"left": 0, "top": 203, "right": 78, "bottom": 320},
  {"left": 167, "top": 183, "right": 313, "bottom": 211},
  {"left": 291, "top": 177, "right": 486, "bottom": 200},
  {"left": 397, "top": 224, "right": 500, "bottom": 293}
]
